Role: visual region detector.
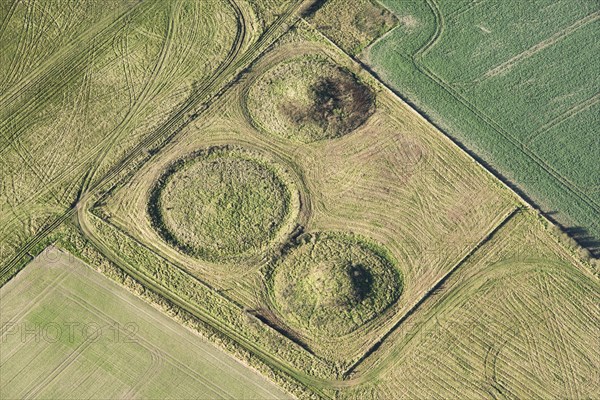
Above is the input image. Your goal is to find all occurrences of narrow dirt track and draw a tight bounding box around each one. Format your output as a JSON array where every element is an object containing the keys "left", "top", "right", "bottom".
[{"left": 0, "top": 0, "right": 302, "bottom": 280}]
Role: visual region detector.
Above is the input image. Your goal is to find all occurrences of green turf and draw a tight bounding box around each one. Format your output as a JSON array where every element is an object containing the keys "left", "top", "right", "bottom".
[{"left": 366, "top": 0, "right": 600, "bottom": 248}]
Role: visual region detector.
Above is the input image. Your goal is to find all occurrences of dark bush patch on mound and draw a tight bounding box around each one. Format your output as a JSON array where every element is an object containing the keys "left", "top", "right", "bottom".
[
  {"left": 280, "top": 72, "right": 374, "bottom": 138},
  {"left": 247, "top": 57, "right": 375, "bottom": 142}
]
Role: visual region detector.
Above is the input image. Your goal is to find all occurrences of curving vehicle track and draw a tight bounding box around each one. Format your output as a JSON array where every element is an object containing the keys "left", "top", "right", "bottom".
[{"left": 0, "top": 0, "right": 305, "bottom": 282}]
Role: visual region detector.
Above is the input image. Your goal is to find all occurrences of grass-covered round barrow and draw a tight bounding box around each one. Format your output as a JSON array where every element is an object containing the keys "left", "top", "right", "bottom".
[
  {"left": 269, "top": 232, "right": 402, "bottom": 337},
  {"left": 148, "top": 147, "right": 297, "bottom": 263}
]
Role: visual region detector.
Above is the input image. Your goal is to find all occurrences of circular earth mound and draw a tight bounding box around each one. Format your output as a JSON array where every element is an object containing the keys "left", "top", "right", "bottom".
[
  {"left": 270, "top": 232, "right": 401, "bottom": 336},
  {"left": 149, "top": 147, "right": 295, "bottom": 262},
  {"left": 247, "top": 56, "right": 375, "bottom": 143}
]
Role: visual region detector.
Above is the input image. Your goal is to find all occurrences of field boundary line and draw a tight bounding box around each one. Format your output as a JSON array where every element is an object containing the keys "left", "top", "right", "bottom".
[
  {"left": 391, "top": 0, "right": 600, "bottom": 222},
  {"left": 0, "top": 0, "right": 251, "bottom": 281},
  {"left": 76, "top": 204, "right": 332, "bottom": 398},
  {"left": 61, "top": 255, "right": 288, "bottom": 399},
  {"left": 348, "top": 215, "right": 554, "bottom": 388},
  {"left": 2, "top": 4, "right": 326, "bottom": 395},
  {"left": 363, "top": 1, "right": 404, "bottom": 59},
  {"left": 415, "top": 57, "right": 600, "bottom": 215},
  {"left": 0, "top": 0, "right": 245, "bottom": 219},
  {"left": 88, "top": 209, "right": 247, "bottom": 310},
  {"left": 0, "top": 209, "right": 76, "bottom": 282},
  {"left": 413, "top": 0, "right": 600, "bottom": 213},
  {"left": 303, "top": 15, "right": 531, "bottom": 214},
  {"left": 299, "top": 17, "right": 597, "bottom": 377},
  {"left": 342, "top": 206, "right": 521, "bottom": 379},
  {"left": 0, "top": 0, "right": 304, "bottom": 219},
  {"left": 82, "top": 208, "right": 324, "bottom": 380},
  {"left": 365, "top": 0, "right": 600, "bottom": 227}
]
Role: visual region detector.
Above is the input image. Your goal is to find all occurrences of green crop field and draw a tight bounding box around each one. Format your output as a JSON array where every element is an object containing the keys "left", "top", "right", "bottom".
[
  {"left": 364, "top": 0, "right": 600, "bottom": 254},
  {"left": 0, "top": 248, "right": 291, "bottom": 399},
  {"left": 1, "top": 0, "right": 598, "bottom": 398},
  {"left": 308, "top": 0, "right": 397, "bottom": 56}
]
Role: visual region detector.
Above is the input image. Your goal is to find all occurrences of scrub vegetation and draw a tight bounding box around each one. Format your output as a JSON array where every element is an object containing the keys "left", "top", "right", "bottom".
[
  {"left": 247, "top": 56, "right": 374, "bottom": 142},
  {"left": 270, "top": 232, "right": 402, "bottom": 337}
]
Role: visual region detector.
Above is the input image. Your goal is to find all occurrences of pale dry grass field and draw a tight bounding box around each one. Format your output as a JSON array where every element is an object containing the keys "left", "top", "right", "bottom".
[
  {"left": 343, "top": 210, "right": 599, "bottom": 399},
  {"left": 0, "top": 248, "right": 292, "bottom": 400}
]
